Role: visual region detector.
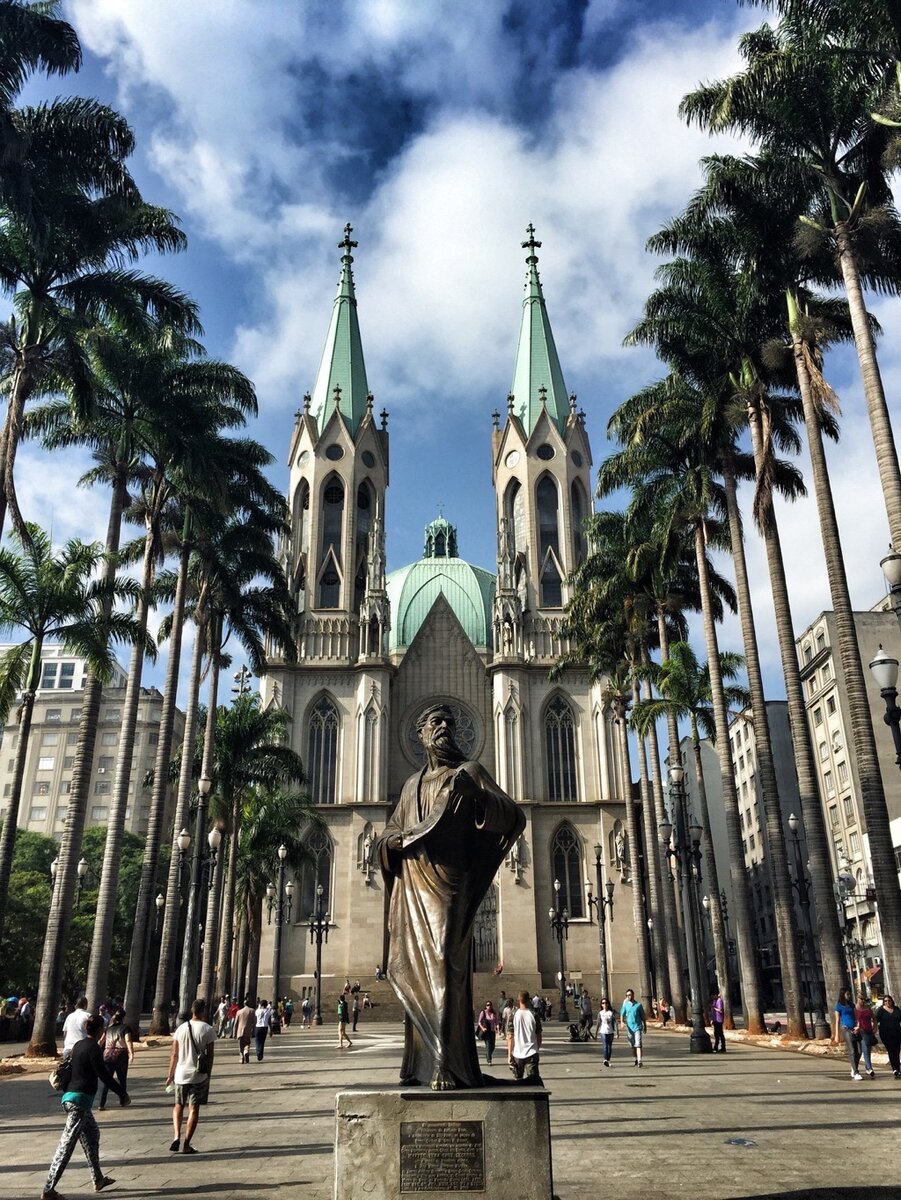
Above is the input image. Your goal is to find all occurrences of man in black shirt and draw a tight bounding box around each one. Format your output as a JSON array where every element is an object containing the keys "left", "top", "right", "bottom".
[{"left": 42, "top": 1014, "right": 130, "bottom": 1199}]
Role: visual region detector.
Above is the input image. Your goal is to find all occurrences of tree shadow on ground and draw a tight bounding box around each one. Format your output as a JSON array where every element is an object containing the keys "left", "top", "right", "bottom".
[{"left": 731, "top": 1191, "right": 901, "bottom": 1199}]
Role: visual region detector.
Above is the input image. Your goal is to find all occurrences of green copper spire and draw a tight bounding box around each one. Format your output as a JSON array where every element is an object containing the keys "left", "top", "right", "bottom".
[
  {"left": 509, "top": 224, "right": 569, "bottom": 435},
  {"left": 309, "top": 224, "right": 370, "bottom": 436}
]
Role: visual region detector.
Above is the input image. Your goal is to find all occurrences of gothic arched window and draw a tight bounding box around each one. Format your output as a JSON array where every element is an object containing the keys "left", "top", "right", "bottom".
[
  {"left": 571, "top": 479, "right": 588, "bottom": 566},
  {"left": 545, "top": 696, "right": 578, "bottom": 802},
  {"left": 308, "top": 697, "right": 339, "bottom": 804},
  {"left": 552, "top": 823, "right": 584, "bottom": 918},
  {"left": 298, "top": 827, "right": 333, "bottom": 919},
  {"left": 319, "top": 478, "right": 344, "bottom": 608},
  {"left": 537, "top": 476, "right": 562, "bottom": 607},
  {"left": 354, "top": 483, "right": 372, "bottom": 611}
]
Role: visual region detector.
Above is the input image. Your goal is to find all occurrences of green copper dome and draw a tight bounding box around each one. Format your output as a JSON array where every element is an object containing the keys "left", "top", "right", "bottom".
[{"left": 386, "top": 518, "right": 495, "bottom": 650}]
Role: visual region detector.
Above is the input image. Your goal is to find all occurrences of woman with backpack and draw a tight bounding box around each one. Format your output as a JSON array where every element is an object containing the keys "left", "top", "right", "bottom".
[
  {"left": 98, "top": 1008, "right": 134, "bottom": 1110},
  {"left": 42, "top": 1013, "right": 130, "bottom": 1199}
]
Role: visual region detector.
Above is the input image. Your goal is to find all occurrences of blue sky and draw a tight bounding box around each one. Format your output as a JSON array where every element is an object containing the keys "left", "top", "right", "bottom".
[{"left": 17, "top": 0, "right": 901, "bottom": 696}]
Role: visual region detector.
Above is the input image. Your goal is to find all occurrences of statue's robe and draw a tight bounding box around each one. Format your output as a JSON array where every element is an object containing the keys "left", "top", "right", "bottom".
[{"left": 378, "top": 759, "right": 525, "bottom": 1088}]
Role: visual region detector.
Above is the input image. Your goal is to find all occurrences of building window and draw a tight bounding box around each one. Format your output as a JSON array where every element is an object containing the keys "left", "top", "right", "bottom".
[
  {"left": 832, "top": 729, "right": 843, "bottom": 752},
  {"left": 815, "top": 631, "right": 826, "bottom": 653},
  {"left": 749, "top": 833, "right": 756, "bottom": 850},
  {"left": 40, "top": 662, "right": 57, "bottom": 688},
  {"left": 29, "top": 806, "right": 46, "bottom": 822},
  {"left": 98, "top": 756, "right": 114, "bottom": 770},
  {"left": 849, "top": 830, "right": 861, "bottom": 856},
  {"left": 94, "top": 781, "right": 110, "bottom": 795},
  {"left": 148, "top": 732, "right": 158, "bottom": 745},
  {"left": 56, "top": 808, "right": 67, "bottom": 823},
  {"left": 829, "top": 804, "right": 839, "bottom": 827},
  {"left": 551, "top": 824, "right": 585, "bottom": 918},
  {"left": 41, "top": 732, "right": 59, "bottom": 746},
  {"left": 837, "top": 761, "right": 849, "bottom": 787},
  {"left": 824, "top": 770, "right": 835, "bottom": 797},
  {"left": 90, "top": 805, "right": 108, "bottom": 821},
  {"left": 37, "top": 756, "right": 54, "bottom": 771},
  {"left": 319, "top": 478, "right": 345, "bottom": 608},
  {"left": 104, "top": 708, "right": 122, "bottom": 723},
  {"left": 570, "top": 479, "right": 588, "bottom": 566},
  {"left": 537, "top": 476, "right": 562, "bottom": 607},
  {"left": 60, "top": 781, "right": 71, "bottom": 794},
  {"left": 842, "top": 795, "right": 854, "bottom": 820},
  {"left": 818, "top": 741, "right": 828, "bottom": 762},
  {"left": 67, "top": 732, "right": 78, "bottom": 744},
  {"left": 821, "top": 661, "right": 832, "bottom": 682},
  {"left": 101, "top": 732, "right": 117, "bottom": 746},
  {"left": 803, "top": 642, "right": 812, "bottom": 662},
  {"left": 34, "top": 781, "right": 50, "bottom": 796},
  {"left": 298, "top": 827, "right": 332, "bottom": 918},
  {"left": 45, "top": 708, "right": 61, "bottom": 722},
  {"left": 58, "top": 662, "right": 75, "bottom": 689},
  {"left": 63, "top": 756, "right": 74, "bottom": 769},
  {"left": 826, "top": 696, "right": 836, "bottom": 715},
  {"left": 545, "top": 697, "right": 577, "bottom": 802},
  {"left": 813, "top": 707, "right": 823, "bottom": 726},
  {"left": 308, "top": 697, "right": 339, "bottom": 804},
  {"left": 2, "top": 784, "right": 9, "bottom": 797}
]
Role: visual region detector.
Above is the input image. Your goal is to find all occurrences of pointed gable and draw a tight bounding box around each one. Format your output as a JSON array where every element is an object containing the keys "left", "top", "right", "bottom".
[
  {"left": 509, "top": 225, "right": 570, "bottom": 437},
  {"left": 309, "top": 224, "right": 371, "bottom": 437}
]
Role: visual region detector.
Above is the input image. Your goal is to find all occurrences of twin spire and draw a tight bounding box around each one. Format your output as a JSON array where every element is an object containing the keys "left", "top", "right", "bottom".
[{"left": 309, "top": 222, "right": 569, "bottom": 438}]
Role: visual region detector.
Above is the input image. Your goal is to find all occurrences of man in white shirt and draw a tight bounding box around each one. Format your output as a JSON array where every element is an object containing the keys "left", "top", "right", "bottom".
[
  {"left": 62, "top": 996, "right": 90, "bottom": 1053},
  {"left": 254, "top": 1000, "right": 272, "bottom": 1061},
  {"left": 505, "top": 990, "right": 543, "bottom": 1085},
  {"left": 165, "top": 998, "right": 216, "bottom": 1154}
]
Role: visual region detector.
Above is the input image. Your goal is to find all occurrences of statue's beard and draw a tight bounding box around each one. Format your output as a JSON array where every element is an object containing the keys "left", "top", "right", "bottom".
[{"left": 424, "top": 730, "right": 465, "bottom": 767}]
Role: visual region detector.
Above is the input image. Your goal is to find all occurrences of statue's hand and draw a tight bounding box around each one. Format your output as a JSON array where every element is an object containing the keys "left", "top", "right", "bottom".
[
  {"left": 385, "top": 833, "right": 403, "bottom": 851},
  {"left": 452, "top": 764, "right": 480, "bottom": 798}
]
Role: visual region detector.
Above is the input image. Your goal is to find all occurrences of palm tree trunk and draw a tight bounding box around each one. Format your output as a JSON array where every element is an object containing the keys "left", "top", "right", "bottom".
[
  {"left": 687, "top": 713, "right": 733, "bottom": 1028},
  {"left": 28, "top": 473, "right": 127, "bottom": 1055},
  {"left": 693, "top": 520, "right": 765, "bottom": 1034},
  {"left": 638, "top": 647, "right": 688, "bottom": 1022},
  {"left": 151, "top": 613, "right": 204, "bottom": 1034},
  {"left": 85, "top": 535, "right": 155, "bottom": 1009},
  {"left": 234, "top": 905, "right": 249, "bottom": 1001},
  {"left": 833, "top": 223, "right": 901, "bottom": 546},
  {"left": 791, "top": 325, "right": 901, "bottom": 994},
  {"left": 0, "top": 638, "right": 41, "bottom": 943},
  {"left": 124, "top": 530, "right": 192, "bottom": 1032},
  {"left": 246, "top": 891, "right": 263, "bottom": 1003},
  {"left": 0, "top": 356, "right": 35, "bottom": 541},
  {"left": 613, "top": 697, "right": 654, "bottom": 1014},
  {"left": 722, "top": 455, "right": 806, "bottom": 1037}
]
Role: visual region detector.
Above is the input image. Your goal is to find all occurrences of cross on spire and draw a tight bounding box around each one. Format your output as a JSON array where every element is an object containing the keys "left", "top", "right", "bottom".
[
  {"left": 522, "top": 222, "right": 541, "bottom": 257},
  {"left": 339, "top": 222, "right": 358, "bottom": 254}
]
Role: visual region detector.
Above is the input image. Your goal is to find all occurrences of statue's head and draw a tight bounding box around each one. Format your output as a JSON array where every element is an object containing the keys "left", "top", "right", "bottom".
[{"left": 416, "top": 704, "right": 465, "bottom": 766}]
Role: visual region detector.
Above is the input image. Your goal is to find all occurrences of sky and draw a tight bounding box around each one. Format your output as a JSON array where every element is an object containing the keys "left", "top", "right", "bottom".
[{"left": 15, "top": 0, "right": 901, "bottom": 699}]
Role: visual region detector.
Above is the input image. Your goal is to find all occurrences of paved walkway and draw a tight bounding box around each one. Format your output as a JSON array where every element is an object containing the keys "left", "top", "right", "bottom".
[{"left": 2, "top": 1023, "right": 899, "bottom": 1199}]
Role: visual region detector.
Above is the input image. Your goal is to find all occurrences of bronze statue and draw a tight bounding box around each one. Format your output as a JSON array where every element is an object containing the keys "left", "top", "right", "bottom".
[{"left": 378, "top": 704, "right": 525, "bottom": 1089}]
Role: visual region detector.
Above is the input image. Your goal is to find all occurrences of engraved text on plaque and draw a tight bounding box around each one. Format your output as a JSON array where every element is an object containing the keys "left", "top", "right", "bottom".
[{"left": 399, "top": 1120, "right": 485, "bottom": 1192}]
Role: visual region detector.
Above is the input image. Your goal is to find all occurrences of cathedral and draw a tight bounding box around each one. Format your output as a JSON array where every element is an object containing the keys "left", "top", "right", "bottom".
[{"left": 259, "top": 226, "right": 640, "bottom": 1002}]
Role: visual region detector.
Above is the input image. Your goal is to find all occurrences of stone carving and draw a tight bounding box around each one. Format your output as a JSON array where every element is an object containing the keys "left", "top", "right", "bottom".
[{"left": 377, "top": 704, "right": 525, "bottom": 1089}]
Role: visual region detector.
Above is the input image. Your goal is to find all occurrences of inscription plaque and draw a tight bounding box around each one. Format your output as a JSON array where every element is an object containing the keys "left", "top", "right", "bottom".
[{"left": 399, "top": 1120, "right": 485, "bottom": 1193}]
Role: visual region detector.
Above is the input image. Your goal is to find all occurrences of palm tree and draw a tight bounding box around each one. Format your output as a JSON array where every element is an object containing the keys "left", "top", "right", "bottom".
[
  {"left": 0, "top": 525, "right": 132, "bottom": 943},
  {"left": 679, "top": 10, "right": 901, "bottom": 550},
  {"left": 634, "top": 642, "right": 750, "bottom": 1030}
]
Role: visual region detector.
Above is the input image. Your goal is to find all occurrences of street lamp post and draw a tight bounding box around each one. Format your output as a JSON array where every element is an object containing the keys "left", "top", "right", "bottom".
[
  {"left": 662, "top": 765, "right": 712, "bottom": 1054},
  {"left": 787, "top": 814, "right": 830, "bottom": 1039},
  {"left": 586, "top": 844, "right": 615, "bottom": 1001},
  {"left": 177, "top": 775, "right": 218, "bottom": 1023},
  {"left": 270, "top": 844, "right": 294, "bottom": 1003},
  {"left": 880, "top": 546, "right": 901, "bottom": 634},
  {"left": 308, "top": 883, "right": 330, "bottom": 1026},
  {"left": 232, "top": 666, "right": 253, "bottom": 701},
  {"left": 155, "top": 893, "right": 165, "bottom": 933},
  {"left": 548, "top": 878, "right": 570, "bottom": 1022},
  {"left": 868, "top": 645, "right": 901, "bottom": 768}
]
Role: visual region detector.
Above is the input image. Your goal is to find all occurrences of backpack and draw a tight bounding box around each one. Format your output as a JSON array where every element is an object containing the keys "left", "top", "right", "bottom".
[{"left": 49, "top": 1054, "right": 72, "bottom": 1092}]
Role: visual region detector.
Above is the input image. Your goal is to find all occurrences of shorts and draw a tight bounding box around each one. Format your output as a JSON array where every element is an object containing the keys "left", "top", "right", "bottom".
[
  {"left": 175, "top": 1078, "right": 209, "bottom": 1107},
  {"left": 626, "top": 1029, "right": 643, "bottom": 1049}
]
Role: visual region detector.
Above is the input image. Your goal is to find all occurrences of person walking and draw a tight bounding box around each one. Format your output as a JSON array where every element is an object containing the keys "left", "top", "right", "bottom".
[
  {"left": 301, "top": 996, "right": 312, "bottom": 1028},
  {"left": 351, "top": 992, "right": 360, "bottom": 1033},
  {"left": 233, "top": 997, "right": 255, "bottom": 1064},
  {"left": 165, "top": 998, "right": 216, "bottom": 1153},
  {"left": 98, "top": 1008, "right": 134, "bottom": 1110},
  {"left": 42, "top": 1014, "right": 129, "bottom": 1199},
  {"left": 855, "top": 993, "right": 878, "bottom": 1079},
  {"left": 477, "top": 1000, "right": 499, "bottom": 1066},
  {"left": 505, "top": 990, "right": 543, "bottom": 1084},
  {"left": 658, "top": 997, "right": 671, "bottom": 1028},
  {"left": 227, "top": 998, "right": 239, "bottom": 1037},
  {"left": 595, "top": 997, "right": 617, "bottom": 1068},
  {"left": 284, "top": 998, "right": 294, "bottom": 1027},
  {"left": 254, "top": 999, "right": 273, "bottom": 1061},
  {"left": 834, "top": 987, "right": 862, "bottom": 1080},
  {"left": 875, "top": 995, "right": 901, "bottom": 1079},
  {"left": 61, "top": 997, "right": 91, "bottom": 1054},
  {"left": 709, "top": 989, "right": 726, "bottom": 1053},
  {"left": 620, "top": 988, "right": 647, "bottom": 1067},
  {"left": 578, "top": 988, "right": 594, "bottom": 1037},
  {"left": 337, "top": 993, "right": 353, "bottom": 1048}
]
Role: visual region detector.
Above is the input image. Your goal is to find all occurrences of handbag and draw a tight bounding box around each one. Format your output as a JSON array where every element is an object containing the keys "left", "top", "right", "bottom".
[
  {"left": 49, "top": 1054, "right": 72, "bottom": 1092},
  {"left": 187, "top": 1022, "right": 211, "bottom": 1076}
]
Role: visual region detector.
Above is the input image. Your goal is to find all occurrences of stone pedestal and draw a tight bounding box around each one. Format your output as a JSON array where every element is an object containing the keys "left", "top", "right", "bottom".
[{"left": 334, "top": 1087, "right": 553, "bottom": 1199}]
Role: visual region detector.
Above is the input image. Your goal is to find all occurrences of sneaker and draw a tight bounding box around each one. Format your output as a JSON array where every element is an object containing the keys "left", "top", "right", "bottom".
[
  {"left": 182, "top": 1144, "right": 198, "bottom": 1155},
  {"left": 867, "top": 1070, "right": 875, "bottom": 1079},
  {"left": 637, "top": 1060, "right": 643, "bottom": 1068},
  {"left": 169, "top": 1139, "right": 180, "bottom": 1152},
  {"left": 852, "top": 1072, "right": 863, "bottom": 1081},
  {"left": 603, "top": 1060, "right": 610, "bottom": 1068},
  {"left": 894, "top": 1070, "right": 900, "bottom": 1079}
]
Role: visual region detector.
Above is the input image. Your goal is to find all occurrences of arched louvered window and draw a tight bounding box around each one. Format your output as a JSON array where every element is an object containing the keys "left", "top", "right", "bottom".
[
  {"left": 537, "top": 476, "right": 562, "bottom": 607},
  {"left": 354, "top": 483, "right": 371, "bottom": 611},
  {"left": 552, "top": 824, "right": 584, "bottom": 918},
  {"left": 571, "top": 479, "right": 588, "bottom": 566},
  {"left": 308, "top": 697, "right": 339, "bottom": 804},
  {"left": 319, "top": 478, "right": 344, "bottom": 608},
  {"left": 546, "top": 696, "right": 577, "bottom": 802}
]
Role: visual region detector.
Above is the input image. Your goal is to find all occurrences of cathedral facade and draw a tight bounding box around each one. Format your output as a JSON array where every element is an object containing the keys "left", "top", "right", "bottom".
[{"left": 259, "top": 227, "right": 640, "bottom": 1002}]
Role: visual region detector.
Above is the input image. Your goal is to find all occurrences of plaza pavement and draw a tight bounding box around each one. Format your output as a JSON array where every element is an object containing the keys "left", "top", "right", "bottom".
[{"left": 1, "top": 1021, "right": 899, "bottom": 1200}]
